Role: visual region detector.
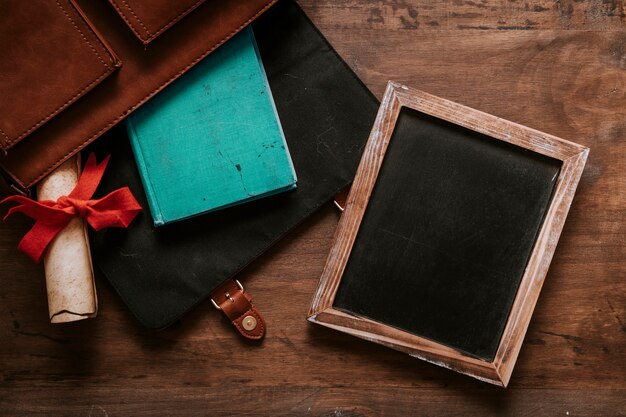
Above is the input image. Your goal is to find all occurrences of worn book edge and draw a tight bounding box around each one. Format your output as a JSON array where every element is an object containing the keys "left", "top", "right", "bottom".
[
  {"left": 126, "top": 117, "right": 164, "bottom": 226},
  {"left": 248, "top": 27, "right": 298, "bottom": 186}
]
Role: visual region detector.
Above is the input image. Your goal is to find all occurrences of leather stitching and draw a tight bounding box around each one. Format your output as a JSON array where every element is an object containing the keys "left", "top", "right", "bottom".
[
  {"left": 108, "top": 0, "right": 146, "bottom": 41},
  {"left": 121, "top": 0, "right": 150, "bottom": 36},
  {"left": 0, "top": 0, "right": 115, "bottom": 149},
  {"left": 0, "top": 71, "right": 113, "bottom": 150},
  {"left": 0, "top": 128, "right": 9, "bottom": 143},
  {"left": 110, "top": 0, "right": 208, "bottom": 44},
  {"left": 13, "top": 1, "right": 277, "bottom": 190},
  {"left": 57, "top": 0, "right": 109, "bottom": 68},
  {"left": 142, "top": 0, "right": 208, "bottom": 44}
]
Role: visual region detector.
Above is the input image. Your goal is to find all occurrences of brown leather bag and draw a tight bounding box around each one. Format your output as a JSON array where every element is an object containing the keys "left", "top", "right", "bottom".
[{"left": 0, "top": 0, "right": 276, "bottom": 194}]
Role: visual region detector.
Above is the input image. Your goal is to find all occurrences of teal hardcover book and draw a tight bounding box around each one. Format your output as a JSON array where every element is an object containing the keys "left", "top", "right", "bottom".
[{"left": 126, "top": 28, "right": 297, "bottom": 226}]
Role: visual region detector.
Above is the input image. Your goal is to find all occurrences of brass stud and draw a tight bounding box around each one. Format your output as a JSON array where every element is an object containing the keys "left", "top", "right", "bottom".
[{"left": 242, "top": 315, "right": 257, "bottom": 331}]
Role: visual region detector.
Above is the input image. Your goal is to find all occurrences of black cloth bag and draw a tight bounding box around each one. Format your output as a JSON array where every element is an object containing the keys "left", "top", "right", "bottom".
[{"left": 88, "top": 0, "right": 379, "bottom": 329}]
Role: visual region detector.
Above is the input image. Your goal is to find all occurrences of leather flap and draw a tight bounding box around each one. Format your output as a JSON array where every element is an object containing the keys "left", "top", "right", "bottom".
[
  {"left": 0, "top": 0, "right": 120, "bottom": 151},
  {"left": 107, "top": 0, "right": 208, "bottom": 45}
]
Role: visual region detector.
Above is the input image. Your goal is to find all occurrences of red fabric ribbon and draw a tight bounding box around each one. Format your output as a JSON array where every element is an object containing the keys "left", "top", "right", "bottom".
[{"left": 1, "top": 153, "right": 141, "bottom": 263}]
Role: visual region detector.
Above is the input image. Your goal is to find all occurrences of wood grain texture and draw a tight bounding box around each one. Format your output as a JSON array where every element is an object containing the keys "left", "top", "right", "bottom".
[{"left": 1, "top": 0, "right": 625, "bottom": 415}]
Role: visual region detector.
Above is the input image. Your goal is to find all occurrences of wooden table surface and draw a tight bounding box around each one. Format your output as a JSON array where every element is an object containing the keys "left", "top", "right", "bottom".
[{"left": 1, "top": 1, "right": 625, "bottom": 415}]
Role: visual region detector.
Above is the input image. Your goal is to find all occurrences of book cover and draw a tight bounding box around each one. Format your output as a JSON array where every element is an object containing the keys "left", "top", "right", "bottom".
[{"left": 126, "top": 27, "right": 297, "bottom": 226}]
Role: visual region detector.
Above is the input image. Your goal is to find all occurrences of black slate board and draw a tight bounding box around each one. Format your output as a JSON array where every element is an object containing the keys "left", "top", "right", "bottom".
[
  {"left": 333, "top": 107, "right": 561, "bottom": 361},
  {"left": 87, "top": 0, "right": 379, "bottom": 329}
]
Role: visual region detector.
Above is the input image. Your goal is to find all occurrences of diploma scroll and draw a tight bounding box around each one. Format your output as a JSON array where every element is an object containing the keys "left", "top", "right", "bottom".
[{"left": 36, "top": 154, "right": 98, "bottom": 323}]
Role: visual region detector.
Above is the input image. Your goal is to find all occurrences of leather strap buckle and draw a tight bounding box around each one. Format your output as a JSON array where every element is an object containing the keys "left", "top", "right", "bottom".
[
  {"left": 210, "top": 278, "right": 265, "bottom": 340},
  {"left": 210, "top": 279, "right": 243, "bottom": 310}
]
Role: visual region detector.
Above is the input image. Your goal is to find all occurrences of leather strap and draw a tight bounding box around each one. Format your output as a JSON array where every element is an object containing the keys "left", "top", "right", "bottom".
[{"left": 210, "top": 279, "right": 265, "bottom": 340}]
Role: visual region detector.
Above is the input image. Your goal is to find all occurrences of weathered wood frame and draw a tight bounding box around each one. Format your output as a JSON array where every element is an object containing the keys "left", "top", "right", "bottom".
[{"left": 308, "top": 81, "right": 589, "bottom": 387}]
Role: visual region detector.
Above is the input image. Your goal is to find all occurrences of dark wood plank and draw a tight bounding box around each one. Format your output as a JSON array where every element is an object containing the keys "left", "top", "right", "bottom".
[
  {"left": 1, "top": 0, "right": 625, "bottom": 415},
  {"left": 299, "top": 0, "right": 626, "bottom": 31},
  {"left": 1, "top": 387, "right": 625, "bottom": 416}
]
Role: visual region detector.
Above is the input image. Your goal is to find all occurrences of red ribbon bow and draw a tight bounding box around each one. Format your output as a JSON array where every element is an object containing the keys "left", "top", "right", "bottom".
[{"left": 1, "top": 153, "right": 141, "bottom": 263}]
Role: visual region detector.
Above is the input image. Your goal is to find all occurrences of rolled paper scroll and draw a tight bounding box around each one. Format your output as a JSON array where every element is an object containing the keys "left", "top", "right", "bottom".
[{"left": 36, "top": 154, "right": 97, "bottom": 323}]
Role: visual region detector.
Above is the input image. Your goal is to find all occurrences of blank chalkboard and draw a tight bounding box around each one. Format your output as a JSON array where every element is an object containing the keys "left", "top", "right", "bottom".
[
  {"left": 309, "top": 83, "right": 588, "bottom": 385},
  {"left": 333, "top": 107, "right": 561, "bottom": 361}
]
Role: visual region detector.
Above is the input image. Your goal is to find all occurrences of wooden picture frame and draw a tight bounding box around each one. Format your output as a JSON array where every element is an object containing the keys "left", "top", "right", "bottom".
[{"left": 308, "top": 81, "right": 588, "bottom": 387}]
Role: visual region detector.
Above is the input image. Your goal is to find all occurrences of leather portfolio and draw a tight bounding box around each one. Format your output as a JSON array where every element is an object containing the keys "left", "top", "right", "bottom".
[
  {"left": 88, "top": 0, "right": 379, "bottom": 329},
  {"left": 0, "top": 0, "right": 276, "bottom": 194}
]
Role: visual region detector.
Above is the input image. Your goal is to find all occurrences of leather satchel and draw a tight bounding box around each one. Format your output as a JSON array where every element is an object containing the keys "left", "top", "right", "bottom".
[{"left": 0, "top": 0, "right": 276, "bottom": 194}]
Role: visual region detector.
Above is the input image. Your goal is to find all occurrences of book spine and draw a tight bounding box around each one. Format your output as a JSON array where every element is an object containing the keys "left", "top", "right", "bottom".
[{"left": 125, "top": 117, "right": 165, "bottom": 226}]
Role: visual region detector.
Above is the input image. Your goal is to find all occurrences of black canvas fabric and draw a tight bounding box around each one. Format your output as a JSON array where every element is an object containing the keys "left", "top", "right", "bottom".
[
  {"left": 88, "top": 0, "right": 379, "bottom": 329},
  {"left": 333, "top": 108, "right": 561, "bottom": 361}
]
